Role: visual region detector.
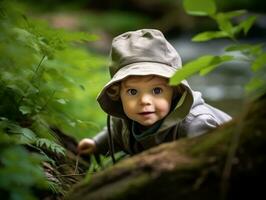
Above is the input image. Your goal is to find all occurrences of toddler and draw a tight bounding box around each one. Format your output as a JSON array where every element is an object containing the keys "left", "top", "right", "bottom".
[{"left": 78, "top": 29, "right": 231, "bottom": 161}]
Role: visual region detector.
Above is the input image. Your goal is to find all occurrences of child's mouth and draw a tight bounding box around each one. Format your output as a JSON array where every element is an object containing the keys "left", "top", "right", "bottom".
[{"left": 139, "top": 112, "right": 154, "bottom": 115}]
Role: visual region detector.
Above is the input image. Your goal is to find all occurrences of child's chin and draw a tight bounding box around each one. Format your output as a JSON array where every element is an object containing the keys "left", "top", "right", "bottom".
[{"left": 138, "top": 120, "right": 156, "bottom": 127}]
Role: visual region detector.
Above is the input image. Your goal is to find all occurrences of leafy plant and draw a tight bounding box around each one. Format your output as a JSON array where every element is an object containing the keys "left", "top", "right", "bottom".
[
  {"left": 171, "top": 0, "right": 266, "bottom": 99},
  {"left": 0, "top": 0, "right": 107, "bottom": 198},
  {"left": 36, "top": 138, "right": 66, "bottom": 156},
  {"left": 0, "top": 132, "right": 47, "bottom": 200}
]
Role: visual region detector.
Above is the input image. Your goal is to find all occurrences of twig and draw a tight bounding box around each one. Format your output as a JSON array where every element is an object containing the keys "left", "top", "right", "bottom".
[
  {"left": 74, "top": 155, "right": 80, "bottom": 174},
  {"left": 57, "top": 173, "right": 87, "bottom": 177}
]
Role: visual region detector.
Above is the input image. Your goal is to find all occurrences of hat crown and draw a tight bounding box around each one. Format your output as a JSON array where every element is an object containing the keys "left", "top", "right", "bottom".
[{"left": 109, "top": 29, "right": 182, "bottom": 77}]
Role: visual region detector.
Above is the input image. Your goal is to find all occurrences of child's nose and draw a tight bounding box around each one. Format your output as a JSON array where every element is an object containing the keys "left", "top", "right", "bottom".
[{"left": 139, "top": 94, "right": 152, "bottom": 105}]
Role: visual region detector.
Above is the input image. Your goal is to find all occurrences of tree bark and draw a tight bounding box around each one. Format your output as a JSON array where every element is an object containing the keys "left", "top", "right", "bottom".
[{"left": 66, "top": 94, "right": 266, "bottom": 200}]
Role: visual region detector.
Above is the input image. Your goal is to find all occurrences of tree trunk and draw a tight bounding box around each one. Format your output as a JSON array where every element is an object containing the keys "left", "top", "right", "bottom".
[{"left": 66, "top": 94, "right": 266, "bottom": 200}]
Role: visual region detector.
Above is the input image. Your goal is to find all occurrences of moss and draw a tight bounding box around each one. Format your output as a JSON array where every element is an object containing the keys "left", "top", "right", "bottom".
[
  {"left": 187, "top": 125, "right": 233, "bottom": 157},
  {"left": 67, "top": 173, "right": 151, "bottom": 200}
]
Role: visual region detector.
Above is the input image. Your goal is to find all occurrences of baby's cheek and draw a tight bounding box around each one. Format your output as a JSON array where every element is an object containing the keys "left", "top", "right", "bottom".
[
  {"left": 127, "top": 101, "right": 137, "bottom": 109},
  {"left": 122, "top": 101, "right": 136, "bottom": 114},
  {"left": 157, "top": 100, "right": 171, "bottom": 115}
]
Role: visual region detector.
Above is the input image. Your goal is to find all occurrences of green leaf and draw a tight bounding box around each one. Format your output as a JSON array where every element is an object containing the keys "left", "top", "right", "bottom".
[
  {"left": 183, "top": 0, "right": 216, "bottom": 16},
  {"left": 237, "top": 15, "right": 257, "bottom": 35},
  {"left": 170, "top": 55, "right": 234, "bottom": 85},
  {"left": 225, "top": 43, "right": 263, "bottom": 56},
  {"left": 7, "top": 125, "right": 37, "bottom": 144},
  {"left": 192, "top": 31, "right": 228, "bottom": 42},
  {"left": 225, "top": 44, "right": 254, "bottom": 52},
  {"left": 19, "top": 105, "right": 32, "bottom": 115},
  {"left": 249, "top": 44, "right": 264, "bottom": 56},
  {"left": 212, "top": 10, "right": 250, "bottom": 38},
  {"left": 12, "top": 27, "right": 39, "bottom": 52},
  {"left": 217, "top": 10, "right": 246, "bottom": 19},
  {"left": 6, "top": 84, "right": 25, "bottom": 96},
  {"left": 26, "top": 85, "right": 40, "bottom": 96},
  {"left": 18, "top": 128, "right": 37, "bottom": 144},
  {"left": 56, "top": 98, "right": 67, "bottom": 104},
  {"left": 35, "top": 138, "right": 65, "bottom": 156},
  {"left": 215, "top": 13, "right": 234, "bottom": 37},
  {"left": 200, "top": 55, "right": 233, "bottom": 75},
  {"left": 251, "top": 53, "right": 266, "bottom": 71}
]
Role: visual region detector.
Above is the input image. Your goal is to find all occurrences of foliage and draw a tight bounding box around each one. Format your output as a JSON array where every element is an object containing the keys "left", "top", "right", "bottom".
[
  {"left": 36, "top": 138, "right": 66, "bottom": 156},
  {"left": 171, "top": 0, "right": 266, "bottom": 100},
  {"left": 0, "top": 132, "right": 47, "bottom": 200},
  {"left": 0, "top": 0, "right": 107, "bottom": 199}
]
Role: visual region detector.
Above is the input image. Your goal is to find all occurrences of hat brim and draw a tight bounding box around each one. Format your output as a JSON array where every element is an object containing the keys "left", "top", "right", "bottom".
[{"left": 103, "top": 62, "right": 177, "bottom": 91}]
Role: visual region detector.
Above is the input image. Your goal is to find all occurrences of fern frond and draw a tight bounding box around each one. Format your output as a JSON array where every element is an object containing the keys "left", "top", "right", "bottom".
[{"left": 36, "top": 138, "right": 66, "bottom": 156}]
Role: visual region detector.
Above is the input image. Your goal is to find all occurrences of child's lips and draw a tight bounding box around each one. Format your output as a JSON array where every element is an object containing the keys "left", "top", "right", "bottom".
[{"left": 138, "top": 111, "right": 155, "bottom": 116}]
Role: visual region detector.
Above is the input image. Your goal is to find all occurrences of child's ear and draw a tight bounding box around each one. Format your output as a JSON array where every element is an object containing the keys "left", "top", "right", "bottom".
[{"left": 106, "top": 83, "right": 120, "bottom": 101}]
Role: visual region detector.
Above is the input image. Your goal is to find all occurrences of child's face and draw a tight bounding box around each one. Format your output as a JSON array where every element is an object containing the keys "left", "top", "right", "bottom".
[{"left": 120, "top": 75, "right": 173, "bottom": 127}]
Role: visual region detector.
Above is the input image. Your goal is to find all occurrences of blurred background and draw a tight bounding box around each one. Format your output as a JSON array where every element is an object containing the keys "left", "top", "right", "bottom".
[{"left": 5, "top": 0, "right": 266, "bottom": 139}]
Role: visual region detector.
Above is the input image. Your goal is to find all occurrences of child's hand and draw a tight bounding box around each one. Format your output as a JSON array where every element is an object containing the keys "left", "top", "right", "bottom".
[{"left": 77, "top": 138, "right": 96, "bottom": 155}]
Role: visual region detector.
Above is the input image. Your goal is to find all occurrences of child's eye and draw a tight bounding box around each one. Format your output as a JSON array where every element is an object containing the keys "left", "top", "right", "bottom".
[
  {"left": 153, "top": 87, "right": 162, "bottom": 95},
  {"left": 127, "top": 89, "right": 138, "bottom": 95}
]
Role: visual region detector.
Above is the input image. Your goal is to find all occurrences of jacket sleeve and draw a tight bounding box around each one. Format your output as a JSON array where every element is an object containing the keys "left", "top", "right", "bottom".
[
  {"left": 178, "top": 100, "right": 232, "bottom": 138},
  {"left": 92, "top": 126, "right": 109, "bottom": 155},
  {"left": 92, "top": 117, "right": 125, "bottom": 156},
  {"left": 179, "top": 113, "right": 220, "bottom": 138}
]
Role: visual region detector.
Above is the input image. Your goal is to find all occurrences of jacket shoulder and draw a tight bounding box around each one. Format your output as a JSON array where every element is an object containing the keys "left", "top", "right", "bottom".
[{"left": 179, "top": 103, "right": 231, "bottom": 138}]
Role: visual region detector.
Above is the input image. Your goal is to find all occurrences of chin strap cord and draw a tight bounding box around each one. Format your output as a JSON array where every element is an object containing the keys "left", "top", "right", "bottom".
[{"left": 107, "top": 115, "right": 116, "bottom": 164}]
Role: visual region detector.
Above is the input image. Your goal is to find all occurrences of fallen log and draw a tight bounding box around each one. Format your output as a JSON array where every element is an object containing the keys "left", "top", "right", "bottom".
[{"left": 66, "top": 94, "right": 266, "bottom": 200}]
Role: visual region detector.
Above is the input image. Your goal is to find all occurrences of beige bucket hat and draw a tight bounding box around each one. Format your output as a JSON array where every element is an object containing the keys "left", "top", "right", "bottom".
[{"left": 97, "top": 29, "right": 191, "bottom": 118}]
